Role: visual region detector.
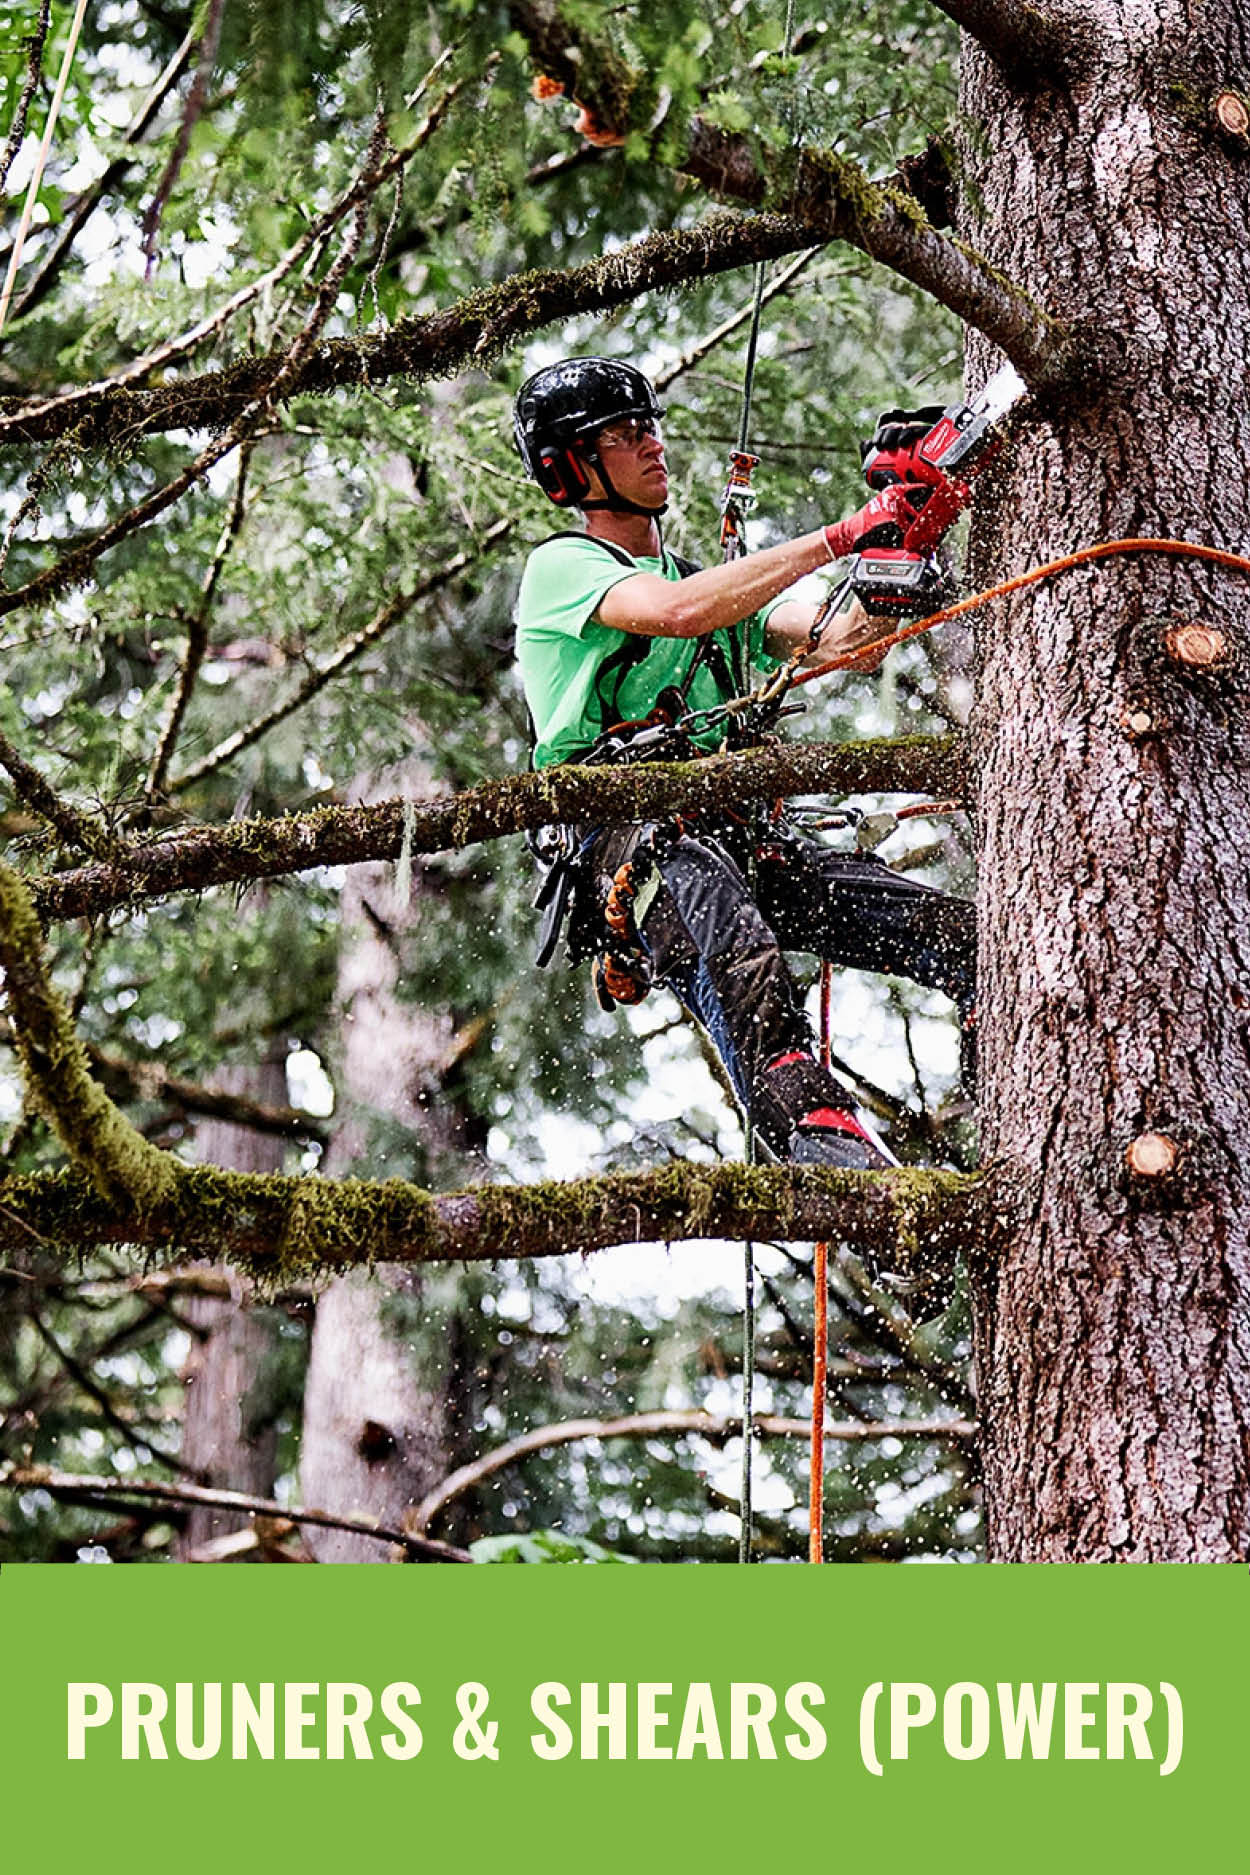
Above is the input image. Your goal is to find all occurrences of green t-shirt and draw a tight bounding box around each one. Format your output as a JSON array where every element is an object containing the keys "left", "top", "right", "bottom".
[{"left": 515, "top": 533, "right": 783, "bottom": 768}]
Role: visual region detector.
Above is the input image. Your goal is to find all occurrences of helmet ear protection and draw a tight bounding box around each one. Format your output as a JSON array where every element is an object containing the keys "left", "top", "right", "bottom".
[{"left": 535, "top": 444, "right": 595, "bottom": 508}]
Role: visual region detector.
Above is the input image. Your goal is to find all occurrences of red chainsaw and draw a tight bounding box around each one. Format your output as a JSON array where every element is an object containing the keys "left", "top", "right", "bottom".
[{"left": 850, "top": 362, "right": 1028, "bottom": 615}]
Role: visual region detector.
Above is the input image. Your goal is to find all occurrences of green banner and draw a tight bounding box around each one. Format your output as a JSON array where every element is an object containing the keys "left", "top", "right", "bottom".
[{"left": 2, "top": 1564, "right": 1245, "bottom": 1871}]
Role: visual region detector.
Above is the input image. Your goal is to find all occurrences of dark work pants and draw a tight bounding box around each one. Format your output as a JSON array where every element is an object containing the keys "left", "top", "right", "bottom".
[{"left": 586, "top": 820, "right": 975, "bottom": 1155}]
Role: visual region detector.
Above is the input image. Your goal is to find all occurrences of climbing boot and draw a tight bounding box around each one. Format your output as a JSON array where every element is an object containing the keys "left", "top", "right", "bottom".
[{"left": 789, "top": 1105, "right": 899, "bottom": 1173}]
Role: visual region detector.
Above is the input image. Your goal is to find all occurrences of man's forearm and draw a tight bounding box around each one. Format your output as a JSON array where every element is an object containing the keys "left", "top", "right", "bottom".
[
  {"left": 765, "top": 596, "right": 891, "bottom": 671},
  {"left": 681, "top": 530, "right": 835, "bottom": 635},
  {"left": 600, "top": 528, "right": 835, "bottom": 639},
  {"left": 597, "top": 481, "right": 928, "bottom": 640}
]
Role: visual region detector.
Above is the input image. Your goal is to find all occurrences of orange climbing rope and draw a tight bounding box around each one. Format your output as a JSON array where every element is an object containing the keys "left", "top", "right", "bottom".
[
  {"left": 802, "top": 533, "right": 1250, "bottom": 1564},
  {"left": 793, "top": 537, "right": 1250, "bottom": 688}
]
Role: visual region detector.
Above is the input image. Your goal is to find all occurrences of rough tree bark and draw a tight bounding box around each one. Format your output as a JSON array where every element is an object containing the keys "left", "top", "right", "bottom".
[
  {"left": 177, "top": 1054, "right": 285, "bottom": 1555},
  {"left": 299, "top": 763, "right": 481, "bottom": 1561},
  {"left": 961, "top": 4, "right": 1250, "bottom": 1558}
]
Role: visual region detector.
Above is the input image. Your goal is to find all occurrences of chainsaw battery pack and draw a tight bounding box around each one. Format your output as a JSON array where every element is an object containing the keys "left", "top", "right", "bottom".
[{"left": 850, "top": 547, "right": 954, "bottom": 616}]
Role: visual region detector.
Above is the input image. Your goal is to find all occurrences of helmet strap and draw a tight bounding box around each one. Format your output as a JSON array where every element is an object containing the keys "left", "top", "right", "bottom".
[{"left": 577, "top": 446, "right": 668, "bottom": 518}]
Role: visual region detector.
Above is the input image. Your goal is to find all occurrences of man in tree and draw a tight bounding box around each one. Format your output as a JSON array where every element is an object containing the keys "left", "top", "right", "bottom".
[{"left": 514, "top": 356, "right": 975, "bottom": 1172}]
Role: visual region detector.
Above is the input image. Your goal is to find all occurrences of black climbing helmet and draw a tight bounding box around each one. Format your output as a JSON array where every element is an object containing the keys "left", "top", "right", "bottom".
[{"left": 513, "top": 356, "right": 666, "bottom": 513}]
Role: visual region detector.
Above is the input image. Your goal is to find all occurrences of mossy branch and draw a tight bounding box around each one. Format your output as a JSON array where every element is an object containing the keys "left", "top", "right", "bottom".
[
  {"left": 0, "top": 725, "right": 123, "bottom": 863},
  {"left": 770, "top": 146, "right": 1068, "bottom": 388},
  {"left": 0, "top": 1159, "right": 989, "bottom": 1288},
  {"left": 0, "top": 213, "right": 817, "bottom": 451},
  {"left": 32, "top": 734, "right": 967, "bottom": 924},
  {"left": 0, "top": 860, "right": 179, "bottom": 1210}
]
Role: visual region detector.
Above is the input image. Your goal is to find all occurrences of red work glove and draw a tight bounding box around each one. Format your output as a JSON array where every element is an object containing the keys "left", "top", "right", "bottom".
[{"left": 823, "top": 483, "right": 931, "bottom": 560}]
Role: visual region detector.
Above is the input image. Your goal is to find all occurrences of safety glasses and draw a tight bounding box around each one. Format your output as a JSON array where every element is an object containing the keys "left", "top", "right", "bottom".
[{"left": 594, "top": 416, "right": 663, "bottom": 450}]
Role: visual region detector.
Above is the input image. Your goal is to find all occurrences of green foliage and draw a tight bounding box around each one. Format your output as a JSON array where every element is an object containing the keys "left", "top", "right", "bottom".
[
  {"left": 0, "top": 0, "right": 980, "bottom": 1566},
  {"left": 471, "top": 1529, "right": 640, "bottom": 1564}
]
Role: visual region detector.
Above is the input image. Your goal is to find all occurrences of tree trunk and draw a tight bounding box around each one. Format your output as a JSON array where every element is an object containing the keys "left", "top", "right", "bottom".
[
  {"left": 299, "top": 763, "right": 481, "bottom": 1561},
  {"left": 961, "top": 7, "right": 1250, "bottom": 1558},
  {"left": 178, "top": 1055, "right": 285, "bottom": 1554}
]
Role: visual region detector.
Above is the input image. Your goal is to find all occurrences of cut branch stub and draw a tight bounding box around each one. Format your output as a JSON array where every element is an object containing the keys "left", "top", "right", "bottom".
[
  {"left": 357, "top": 1419, "right": 399, "bottom": 1464},
  {"left": 1125, "top": 1132, "right": 1180, "bottom": 1180},
  {"left": 1212, "top": 90, "right": 1250, "bottom": 148},
  {"left": 1163, "top": 623, "right": 1229, "bottom": 669},
  {"left": 1119, "top": 706, "right": 1156, "bottom": 739}
]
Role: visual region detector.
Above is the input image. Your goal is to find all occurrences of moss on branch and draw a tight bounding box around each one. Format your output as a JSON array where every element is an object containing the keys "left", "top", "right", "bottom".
[
  {"left": 0, "top": 214, "right": 816, "bottom": 451},
  {"left": 0, "top": 1159, "right": 991, "bottom": 1290},
  {"left": 0, "top": 862, "right": 178, "bottom": 1209},
  {"left": 31, "top": 734, "right": 967, "bottom": 925}
]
